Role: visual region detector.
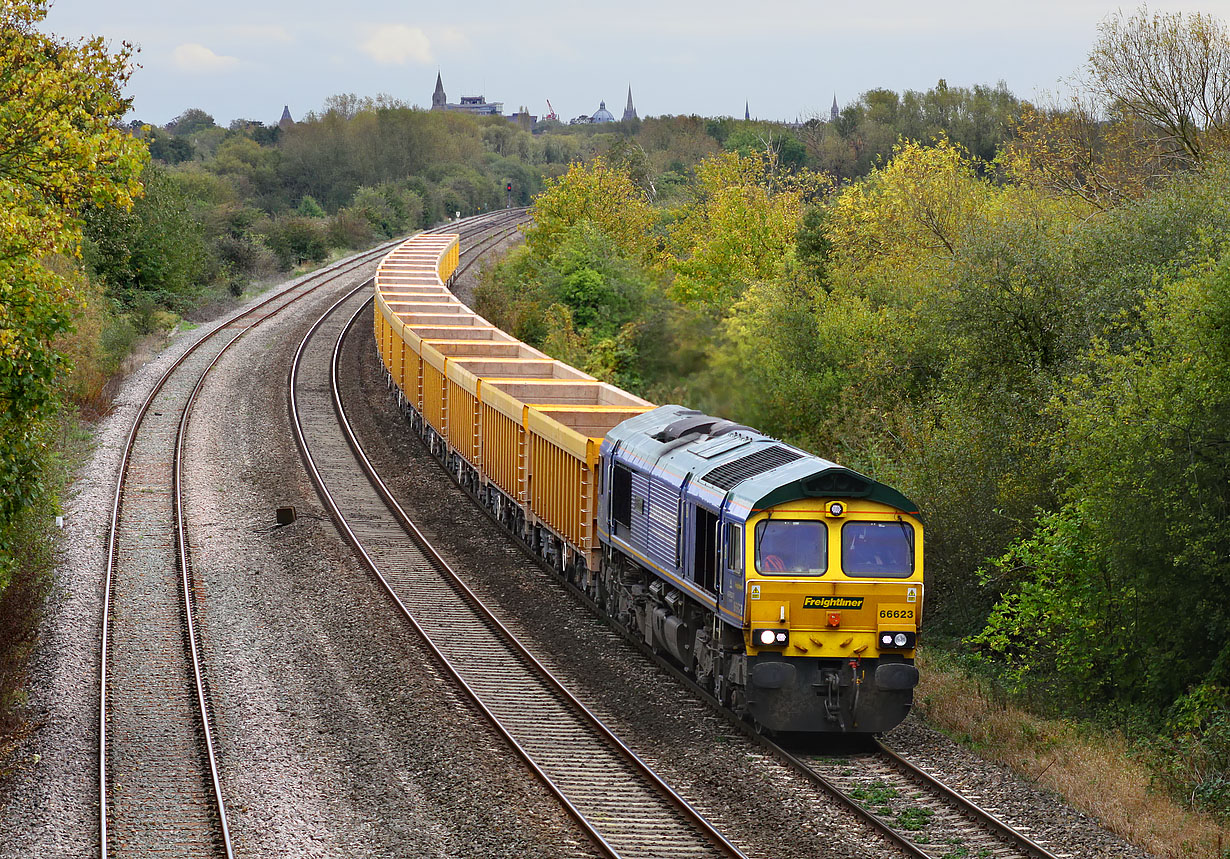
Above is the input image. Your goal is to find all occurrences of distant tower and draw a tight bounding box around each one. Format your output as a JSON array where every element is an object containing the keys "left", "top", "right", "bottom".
[
  {"left": 622, "top": 85, "right": 638, "bottom": 121},
  {"left": 432, "top": 72, "right": 447, "bottom": 110},
  {"left": 279, "top": 105, "right": 294, "bottom": 129},
  {"left": 830, "top": 94, "right": 839, "bottom": 121},
  {"left": 745, "top": 101, "right": 750, "bottom": 121}
]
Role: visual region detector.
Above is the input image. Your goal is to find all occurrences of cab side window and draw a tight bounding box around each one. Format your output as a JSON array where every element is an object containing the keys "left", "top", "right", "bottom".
[
  {"left": 612, "top": 464, "right": 632, "bottom": 529},
  {"left": 725, "top": 523, "right": 742, "bottom": 572}
]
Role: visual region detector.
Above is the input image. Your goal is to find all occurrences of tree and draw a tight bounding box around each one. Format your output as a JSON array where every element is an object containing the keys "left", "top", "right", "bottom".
[
  {"left": 972, "top": 247, "right": 1230, "bottom": 709},
  {"left": 1089, "top": 6, "right": 1230, "bottom": 165},
  {"left": 1003, "top": 101, "right": 1165, "bottom": 210},
  {"left": 665, "top": 151, "right": 827, "bottom": 314},
  {"left": 0, "top": 0, "right": 147, "bottom": 580},
  {"left": 83, "top": 164, "right": 210, "bottom": 313},
  {"left": 723, "top": 126, "right": 807, "bottom": 172},
  {"left": 166, "top": 107, "right": 217, "bottom": 137},
  {"left": 826, "top": 137, "right": 994, "bottom": 279},
  {"left": 522, "top": 158, "right": 657, "bottom": 265}
]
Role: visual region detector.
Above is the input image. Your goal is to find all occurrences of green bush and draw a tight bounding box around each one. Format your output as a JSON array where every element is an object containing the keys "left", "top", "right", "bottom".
[
  {"left": 259, "top": 215, "right": 330, "bottom": 269},
  {"left": 972, "top": 248, "right": 1230, "bottom": 712},
  {"left": 1151, "top": 685, "right": 1230, "bottom": 819}
]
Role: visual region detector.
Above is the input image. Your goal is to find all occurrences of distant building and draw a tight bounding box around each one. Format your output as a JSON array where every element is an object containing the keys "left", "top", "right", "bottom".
[
  {"left": 591, "top": 101, "right": 616, "bottom": 123},
  {"left": 430, "top": 73, "right": 504, "bottom": 116},
  {"left": 831, "top": 94, "right": 839, "bottom": 122},
  {"left": 622, "top": 87, "right": 638, "bottom": 121},
  {"left": 432, "top": 73, "right": 446, "bottom": 110},
  {"left": 745, "top": 101, "right": 750, "bottom": 121},
  {"left": 509, "top": 106, "right": 537, "bottom": 127},
  {"left": 279, "top": 105, "right": 294, "bottom": 129}
]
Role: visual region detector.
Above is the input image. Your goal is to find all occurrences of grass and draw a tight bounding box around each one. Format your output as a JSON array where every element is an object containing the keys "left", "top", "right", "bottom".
[
  {"left": 914, "top": 650, "right": 1230, "bottom": 858},
  {"left": 849, "top": 780, "right": 900, "bottom": 806}
]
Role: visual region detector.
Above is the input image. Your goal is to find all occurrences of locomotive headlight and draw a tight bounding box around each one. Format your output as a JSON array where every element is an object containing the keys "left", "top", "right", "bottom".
[
  {"left": 826, "top": 501, "right": 846, "bottom": 518},
  {"left": 755, "top": 628, "right": 789, "bottom": 648},
  {"left": 878, "top": 631, "right": 916, "bottom": 650}
]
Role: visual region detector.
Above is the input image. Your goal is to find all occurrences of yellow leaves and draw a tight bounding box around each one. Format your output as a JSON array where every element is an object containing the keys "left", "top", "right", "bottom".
[
  {"left": 665, "top": 150, "right": 828, "bottom": 314},
  {"left": 0, "top": 0, "right": 148, "bottom": 534},
  {"left": 525, "top": 158, "right": 657, "bottom": 265},
  {"left": 1002, "top": 102, "right": 1162, "bottom": 211},
  {"left": 829, "top": 137, "right": 990, "bottom": 273},
  {"left": 0, "top": 7, "right": 147, "bottom": 227}
]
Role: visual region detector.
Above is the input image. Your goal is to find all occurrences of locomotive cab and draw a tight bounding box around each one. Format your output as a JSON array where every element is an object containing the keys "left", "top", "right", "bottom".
[{"left": 740, "top": 498, "right": 923, "bottom": 733}]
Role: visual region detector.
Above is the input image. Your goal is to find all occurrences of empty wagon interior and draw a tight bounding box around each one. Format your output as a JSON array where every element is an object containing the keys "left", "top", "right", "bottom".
[
  {"left": 486, "top": 380, "right": 650, "bottom": 407},
  {"left": 449, "top": 358, "right": 591, "bottom": 381},
  {"left": 533, "top": 406, "right": 654, "bottom": 439}
]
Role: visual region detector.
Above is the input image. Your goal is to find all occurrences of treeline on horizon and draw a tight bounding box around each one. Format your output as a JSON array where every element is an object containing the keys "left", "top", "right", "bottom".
[{"left": 99, "top": 77, "right": 1020, "bottom": 326}]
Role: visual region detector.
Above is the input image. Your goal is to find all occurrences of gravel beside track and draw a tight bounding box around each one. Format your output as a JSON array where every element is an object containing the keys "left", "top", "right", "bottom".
[
  {"left": 883, "top": 721, "right": 1153, "bottom": 858},
  {"left": 0, "top": 270, "right": 317, "bottom": 857},
  {"left": 0, "top": 243, "right": 598, "bottom": 858},
  {"left": 171, "top": 250, "right": 600, "bottom": 858}
]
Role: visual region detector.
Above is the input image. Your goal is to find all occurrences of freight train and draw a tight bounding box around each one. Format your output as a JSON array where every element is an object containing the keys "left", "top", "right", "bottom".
[{"left": 372, "top": 232, "right": 923, "bottom": 733}]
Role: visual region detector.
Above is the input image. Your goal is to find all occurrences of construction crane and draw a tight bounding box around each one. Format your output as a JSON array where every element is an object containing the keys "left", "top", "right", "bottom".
[{"left": 544, "top": 99, "right": 558, "bottom": 121}]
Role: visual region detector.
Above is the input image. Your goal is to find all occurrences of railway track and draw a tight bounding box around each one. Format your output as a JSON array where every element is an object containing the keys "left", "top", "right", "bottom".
[
  {"left": 446, "top": 209, "right": 525, "bottom": 282},
  {"left": 289, "top": 229, "right": 747, "bottom": 859},
  {"left": 96, "top": 221, "right": 497, "bottom": 857},
  {"left": 534, "top": 536, "right": 1069, "bottom": 858},
  {"left": 778, "top": 740, "right": 1064, "bottom": 859}
]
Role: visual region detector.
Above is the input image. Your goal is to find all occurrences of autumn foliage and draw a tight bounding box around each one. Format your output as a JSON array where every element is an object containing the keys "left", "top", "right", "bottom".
[{"left": 0, "top": 1, "right": 147, "bottom": 583}]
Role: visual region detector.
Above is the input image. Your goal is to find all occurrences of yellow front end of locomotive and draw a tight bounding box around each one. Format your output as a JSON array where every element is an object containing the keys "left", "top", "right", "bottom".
[{"left": 742, "top": 498, "right": 923, "bottom": 657}]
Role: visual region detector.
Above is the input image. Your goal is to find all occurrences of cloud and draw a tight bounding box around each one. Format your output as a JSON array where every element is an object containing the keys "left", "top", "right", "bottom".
[
  {"left": 360, "top": 24, "right": 434, "bottom": 65},
  {"left": 172, "top": 43, "right": 240, "bottom": 73}
]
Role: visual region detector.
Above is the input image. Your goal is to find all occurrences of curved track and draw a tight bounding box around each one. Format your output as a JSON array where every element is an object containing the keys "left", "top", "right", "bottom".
[
  {"left": 289, "top": 227, "right": 748, "bottom": 859},
  {"left": 526, "top": 540, "right": 1067, "bottom": 858},
  {"left": 97, "top": 226, "right": 469, "bottom": 857}
]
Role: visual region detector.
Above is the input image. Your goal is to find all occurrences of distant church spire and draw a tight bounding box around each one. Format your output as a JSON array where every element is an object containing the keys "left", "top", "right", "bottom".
[
  {"left": 279, "top": 105, "right": 294, "bottom": 129},
  {"left": 745, "top": 101, "right": 750, "bottom": 121},
  {"left": 622, "top": 85, "right": 638, "bottom": 121},
  {"left": 432, "top": 72, "right": 447, "bottom": 110},
  {"left": 830, "top": 93, "right": 839, "bottom": 121}
]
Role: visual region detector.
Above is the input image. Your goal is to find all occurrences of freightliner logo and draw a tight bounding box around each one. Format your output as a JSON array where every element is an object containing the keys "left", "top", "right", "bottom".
[{"left": 802, "top": 596, "right": 865, "bottom": 609}]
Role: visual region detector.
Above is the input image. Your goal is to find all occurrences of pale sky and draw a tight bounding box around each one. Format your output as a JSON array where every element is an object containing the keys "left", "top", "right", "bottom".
[{"left": 41, "top": 0, "right": 1230, "bottom": 127}]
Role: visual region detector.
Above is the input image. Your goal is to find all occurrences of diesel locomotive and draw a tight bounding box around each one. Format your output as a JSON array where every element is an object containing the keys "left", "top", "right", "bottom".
[{"left": 372, "top": 232, "right": 923, "bottom": 733}]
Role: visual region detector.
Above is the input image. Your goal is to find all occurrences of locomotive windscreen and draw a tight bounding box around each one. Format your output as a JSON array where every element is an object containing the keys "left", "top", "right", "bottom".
[{"left": 841, "top": 521, "right": 914, "bottom": 577}]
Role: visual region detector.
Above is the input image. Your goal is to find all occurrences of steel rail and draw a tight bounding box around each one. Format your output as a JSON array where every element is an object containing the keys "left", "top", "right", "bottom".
[
  {"left": 98, "top": 234, "right": 409, "bottom": 858},
  {"left": 873, "top": 740, "right": 1061, "bottom": 859},
  {"left": 290, "top": 250, "right": 744, "bottom": 855}
]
